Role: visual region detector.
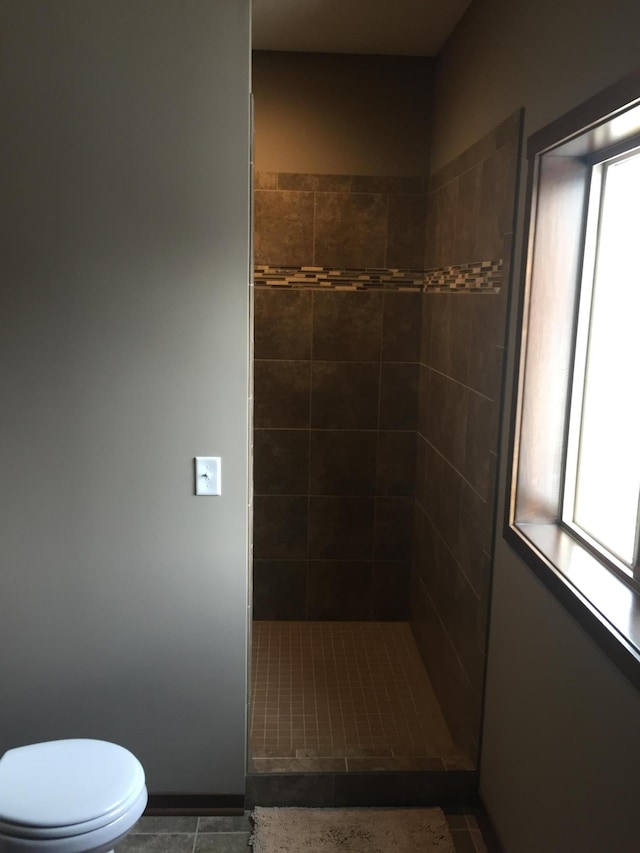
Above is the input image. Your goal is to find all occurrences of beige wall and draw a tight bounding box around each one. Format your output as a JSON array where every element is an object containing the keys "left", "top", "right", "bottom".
[
  {"left": 253, "top": 51, "right": 433, "bottom": 176},
  {"left": 0, "top": 0, "right": 250, "bottom": 793},
  {"left": 432, "top": 1, "right": 640, "bottom": 850},
  {"left": 430, "top": 0, "right": 640, "bottom": 172}
]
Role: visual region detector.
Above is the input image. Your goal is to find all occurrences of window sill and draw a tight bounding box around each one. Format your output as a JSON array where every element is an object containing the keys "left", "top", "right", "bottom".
[{"left": 504, "top": 522, "right": 640, "bottom": 690}]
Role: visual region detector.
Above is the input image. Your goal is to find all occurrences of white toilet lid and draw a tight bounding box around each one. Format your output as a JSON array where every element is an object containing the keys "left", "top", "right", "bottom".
[{"left": 0, "top": 739, "right": 146, "bottom": 832}]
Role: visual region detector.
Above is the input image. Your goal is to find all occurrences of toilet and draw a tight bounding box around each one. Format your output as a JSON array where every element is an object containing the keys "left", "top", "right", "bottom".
[{"left": 0, "top": 739, "right": 147, "bottom": 853}]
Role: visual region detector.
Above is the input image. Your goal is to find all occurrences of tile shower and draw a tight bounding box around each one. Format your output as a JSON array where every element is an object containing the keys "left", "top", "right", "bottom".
[{"left": 251, "top": 113, "right": 520, "bottom": 775}]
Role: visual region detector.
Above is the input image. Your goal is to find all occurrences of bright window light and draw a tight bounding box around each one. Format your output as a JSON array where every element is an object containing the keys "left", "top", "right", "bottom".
[{"left": 564, "top": 150, "right": 640, "bottom": 568}]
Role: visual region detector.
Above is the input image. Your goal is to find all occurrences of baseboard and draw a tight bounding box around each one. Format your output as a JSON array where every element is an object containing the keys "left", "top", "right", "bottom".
[
  {"left": 145, "top": 793, "right": 244, "bottom": 815},
  {"left": 246, "top": 770, "right": 479, "bottom": 809}
]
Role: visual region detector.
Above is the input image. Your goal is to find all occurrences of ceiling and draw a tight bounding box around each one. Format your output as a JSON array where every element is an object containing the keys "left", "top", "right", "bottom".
[{"left": 252, "top": 0, "right": 472, "bottom": 57}]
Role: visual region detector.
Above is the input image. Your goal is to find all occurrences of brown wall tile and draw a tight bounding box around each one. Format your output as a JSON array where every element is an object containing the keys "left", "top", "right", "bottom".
[
  {"left": 409, "top": 113, "right": 521, "bottom": 756},
  {"left": 455, "top": 166, "right": 481, "bottom": 264},
  {"left": 312, "top": 291, "right": 383, "bottom": 361},
  {"left": 379, "top": 362, "right": 418, "bottom": 430},
  {"left": 314, "top": 193, "right": 387, "bottom": 268},
  {"left": 474, "top": 142, "right": 518, "bottom": 261},
  {"left": 424, "top": 443, "right": 462, "bottom": 555},
  {"left": 432, "top": 180, "right": 457, "bottom": 268},
  {"left": 253, "top": 495, "right": 308, "bottom": 560},
  {"left": 253, "top": 283, "right": 420, "bottom": 622},
  {"left": 419, "top": 293, "right": 431, "bottom": 364},
  {"left": 307, "top": 561, "right": 373, "bottom": 620},
  {"left": 417, "top": 363, "right": 429, "bottom": 438},
  {"left": 420, "top": 515, "right": 453, "bottom": 615},
  {"left": 254, "top": 360, "right": 310, "bottom": 428},
  {"left": 376, "top": 431, "right": 416, "bottom": 497},
  {"left": 476, "top": 551, "right": 493, "bottom": 652},
  {"left": 424, "top": 193, "right": 438, "bottom": 270},
  {"left": 308, "top": 496, "right": 375, "bottom": 560},
  {"left": 427, "top": 294, "right": 453, "bottom": 375},
  {"left": 463, "top": 392, "right": 499, "bottom": 501},
  {"left": 309, "top": 430, "right": 377, "bottom": 495},
  {"left": 425, "top": 369, "right": 467, "bottom": 473},
  {"left": 254, "top": 189, "right": 314, "bottom": 266},
  {"left": 382, "top": 292, "right": 421, "bottom": 362},
  {"left": 415, "top": 434, "right": 427, "bottom": 509},
  {"left": 374, "top": 496, "right": 413, "bottom": 560},
  {"left": 410, "top": 572, "right": 481, "bottom": 762},
  {"left": 278, "top": 173, "right": 352, "bottom": 192},
  {"left": 254, "top": 289, "right": 312, "bottom": 360},
  {"left": 454, "top": 481, "right": 491, "bottom": 596},
  {"left": 413, "top": 504, "right": 440, "bottom": 591},
  {"left": 447, "top": 294, "right": 504, "bottom": 392},
  {"left": 311, "top": 361, "right": 379, "bottom": 429},
  {"left": 254, "top": 429, "right": 309, "bottom": 495},
  {"left": 372, "top": 561, "right": 410, "bottom": 620},
  {"left": 253, "top": 560, "right": 306, "bottom": 620},
  {"left": 386, "top": 195, "right": 427, "bottom": 268},
  {"left": 251, "top": 123, "right": 520, "bottom": 633}
]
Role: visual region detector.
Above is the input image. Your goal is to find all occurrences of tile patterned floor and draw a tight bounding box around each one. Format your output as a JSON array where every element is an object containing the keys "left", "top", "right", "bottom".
[
  {"left": 116, "top": 812, "right": 489, "bottom": 853},
  {"left": 250, "top": 621, "right": 473, "bottom": 772}
]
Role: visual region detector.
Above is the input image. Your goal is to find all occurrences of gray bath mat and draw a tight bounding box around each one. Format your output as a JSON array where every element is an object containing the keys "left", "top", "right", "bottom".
[{"left": 250, "top": 806, "right": 455, "bottom": 852}]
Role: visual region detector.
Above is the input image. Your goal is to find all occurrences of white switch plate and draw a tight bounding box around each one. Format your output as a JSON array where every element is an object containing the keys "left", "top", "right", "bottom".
[{"left": 194, "top": 457, "right": 221, "bottom": 496}]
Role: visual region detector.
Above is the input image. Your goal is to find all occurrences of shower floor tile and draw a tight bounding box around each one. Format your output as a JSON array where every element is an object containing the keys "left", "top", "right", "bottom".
[{"left": 250, "top": 621, "right": 472, "bottom": 772}]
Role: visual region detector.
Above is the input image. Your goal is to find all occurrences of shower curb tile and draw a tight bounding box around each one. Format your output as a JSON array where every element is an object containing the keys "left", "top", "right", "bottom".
[
  {"left": 245, "top": 772, "right": 334, "bottom": 808},
  {"left": 340, "top": 747, "right": 395, "bottom": 758},
  {"left": 251, "top": 757, "right": 347, "bottom": 773},
  {"left": 345, "top": 756, "right": 445, "bottom": 772},
  {"left": 332, "top": 770, "right": 479, "bottom": 808},
  {"left": 443, "top": 753, "right": 476, "bottom": 771}
]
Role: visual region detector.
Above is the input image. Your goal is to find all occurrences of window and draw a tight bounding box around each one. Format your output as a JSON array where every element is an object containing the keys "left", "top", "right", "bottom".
[
  {"left": 563, "top": 148, "right": 640, "bottom": 579},
  {"left": 507, "top": 72, "right": 640, "bottom": 688}
]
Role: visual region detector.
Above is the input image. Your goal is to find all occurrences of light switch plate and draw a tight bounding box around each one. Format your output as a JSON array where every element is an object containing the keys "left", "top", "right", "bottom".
[{"left": 194, "top": 457, "right": 221, "bottom": 496}]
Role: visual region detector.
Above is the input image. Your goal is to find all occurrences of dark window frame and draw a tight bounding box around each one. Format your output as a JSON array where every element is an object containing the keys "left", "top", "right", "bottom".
[{"left": 505, "top": 69, "right": 640, "bottom": 690}]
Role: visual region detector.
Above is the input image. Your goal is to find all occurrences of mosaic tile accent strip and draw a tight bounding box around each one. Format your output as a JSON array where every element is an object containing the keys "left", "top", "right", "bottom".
[
  {"left": 254, "top": 259, "right": 501, "bottom": 293},
  {"left": 425, "top": 259, "right": 502, "bottom": 291}
]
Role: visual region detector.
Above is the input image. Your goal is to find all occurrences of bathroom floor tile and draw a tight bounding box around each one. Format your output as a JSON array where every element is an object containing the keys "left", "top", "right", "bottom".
[
  {"left": 132, "top": 817, "right": 198, "bottom": 834},
  {"left": 117, "top": 834, "right": 195, "bottom": 853},
  {"left": 250, "top": 621, "right": 471, "bottom": 772},
  {"left": 120, "top": 810, "right": 493, "bottom": 853},
  {"left": 195, "top": 834, "right": 250, "bottom": 853},
  {"left": 198, "top": 816, "right": 251, "bottom": 833}
]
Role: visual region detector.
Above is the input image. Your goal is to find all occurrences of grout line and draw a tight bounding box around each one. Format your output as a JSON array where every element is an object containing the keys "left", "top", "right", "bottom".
[
  {"left": 414, "top": 499, "right": 483, "bottom": 600},
  {"left": 306, "top": 293, "right": 314, "bottom": 619},
  {"left": 417, "top": 434, "right": 491, "bottom": 505},
  {"left": 383, "top": 193, "right": 390, "bottom": 268},
  {"left": 312, "top": 191, "right": 317, "bottom": 266},
  {"left": 425, "top": 363, "right": 496, "bottom": 403}
]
